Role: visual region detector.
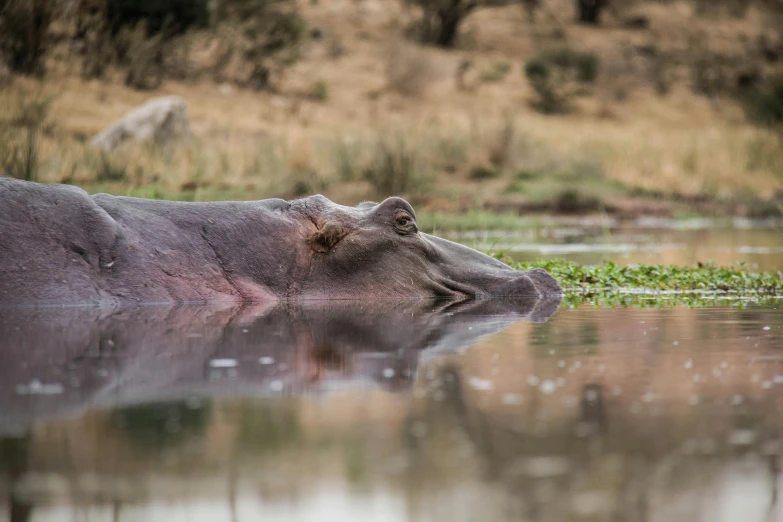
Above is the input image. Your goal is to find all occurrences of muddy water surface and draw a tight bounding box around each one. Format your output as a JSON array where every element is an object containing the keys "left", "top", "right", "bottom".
[{"left": 1, "top": 294, "right": 783, "bottom": 522}]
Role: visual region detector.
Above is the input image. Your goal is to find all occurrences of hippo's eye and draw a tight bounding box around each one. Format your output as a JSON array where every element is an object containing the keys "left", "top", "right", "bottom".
[{"left": 394, "top": 211, "right": 417, "bottom": 234}]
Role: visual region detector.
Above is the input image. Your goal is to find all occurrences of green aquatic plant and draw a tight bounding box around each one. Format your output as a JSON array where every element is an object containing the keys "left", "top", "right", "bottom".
[
  {"left": 561, "top": 292, "right": 782, "bottom": 309},
  {"left": 508, "top": 258, "right": 783, "bottom": 294}
]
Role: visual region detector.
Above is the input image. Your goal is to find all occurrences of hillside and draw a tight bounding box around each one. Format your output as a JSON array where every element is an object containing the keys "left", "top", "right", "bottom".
[{"left": 1, "top": 0, "right": 782, "bottom": 219}]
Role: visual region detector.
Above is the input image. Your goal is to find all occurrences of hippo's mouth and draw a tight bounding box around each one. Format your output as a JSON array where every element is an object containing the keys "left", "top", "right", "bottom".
[
  {"left": 430, "top": 270, "right": 560, "bottom": 301},
  {"left": 432, "top": 278, "right": 476, "bottom": 300}
]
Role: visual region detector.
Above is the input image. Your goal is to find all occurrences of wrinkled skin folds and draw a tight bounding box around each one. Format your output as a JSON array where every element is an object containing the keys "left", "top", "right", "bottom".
[{"left": 0, "top": 178, "right": 561, "bottom": 306}]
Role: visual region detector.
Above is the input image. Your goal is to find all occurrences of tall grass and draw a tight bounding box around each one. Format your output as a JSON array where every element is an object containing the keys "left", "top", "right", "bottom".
[
  {"left": 363, "top": 135, "right": 428, "bottom": 197},
  {"left": 0, "top": 91, "right": 54, "bottom": 182}
]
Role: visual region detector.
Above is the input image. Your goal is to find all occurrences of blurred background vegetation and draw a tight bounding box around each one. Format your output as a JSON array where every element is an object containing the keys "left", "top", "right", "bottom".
[{"left": 0, "top": 0, "right": 782, "bottom": 218}]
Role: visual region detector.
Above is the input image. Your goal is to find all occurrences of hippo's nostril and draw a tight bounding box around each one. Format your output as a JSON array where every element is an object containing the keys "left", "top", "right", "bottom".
[{"left": 525, "top": 268, "right": 562, "bottom": 296}]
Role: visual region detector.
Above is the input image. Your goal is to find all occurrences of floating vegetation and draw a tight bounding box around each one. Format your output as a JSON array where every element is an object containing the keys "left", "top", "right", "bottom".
[
  {"left": 561, "top": 292, "right": 782, "bottom": 309},
  {"left": 509, "top": 258, "right": 783, "bottom": 294}
]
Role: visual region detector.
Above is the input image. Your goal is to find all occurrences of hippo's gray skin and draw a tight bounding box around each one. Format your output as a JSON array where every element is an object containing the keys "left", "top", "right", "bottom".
[{"left": 0, "top": 178, "right": 560, "bottom": 306}]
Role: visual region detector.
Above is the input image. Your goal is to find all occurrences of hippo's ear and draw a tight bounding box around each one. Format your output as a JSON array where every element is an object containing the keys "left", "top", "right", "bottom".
[{"left": 307, "top": 221, "right": 349, "bottom": 253}]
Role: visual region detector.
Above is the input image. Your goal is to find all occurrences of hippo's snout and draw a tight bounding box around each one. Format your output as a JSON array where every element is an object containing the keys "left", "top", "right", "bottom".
[
  {"left": 525, "top": 268, "right": 562, "bottom": 296},
  {"left": 498, "top": 275, "right": 538, "bottom": 297},
  {"left": 496, "top": 269, "right": 560, "bottom": 298},
  {"left": 420, "top": 233, "right": 561, "bottom": 300}
]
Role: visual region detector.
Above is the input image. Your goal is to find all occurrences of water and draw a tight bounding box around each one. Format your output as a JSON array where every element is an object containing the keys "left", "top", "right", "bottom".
[
  {"left": 445, "top": 217, "right": 783, "bottom": 271},
  {"left": 2, "top": 296, "right": 783, "bottom": 522}
]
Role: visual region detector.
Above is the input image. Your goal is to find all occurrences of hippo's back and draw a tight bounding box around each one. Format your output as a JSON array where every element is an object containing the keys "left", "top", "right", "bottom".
[{"left": 0, "top": 177, "right": 119, "bottom": 305}]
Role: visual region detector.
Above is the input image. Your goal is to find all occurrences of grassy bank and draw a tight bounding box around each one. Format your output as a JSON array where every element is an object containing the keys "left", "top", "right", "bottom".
[
  {"left": 3, "top": 0, "right": 783, "bottom": 218},
  {"left": 4, "top": 79, "right": 781, "bottom": 219}
]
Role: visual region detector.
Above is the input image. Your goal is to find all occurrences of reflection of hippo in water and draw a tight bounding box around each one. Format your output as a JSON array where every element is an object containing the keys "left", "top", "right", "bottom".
[
  {"left": 0, "top": 178, "right": 560, "bottom": 305},
  {"left": 0, "top": 297, "right": 560, "bottom": 429}
]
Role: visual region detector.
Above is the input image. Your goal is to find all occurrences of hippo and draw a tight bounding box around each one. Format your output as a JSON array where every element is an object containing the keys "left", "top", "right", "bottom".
[{"left": 0, "top": 177, "right": 560, "bottom": 306}]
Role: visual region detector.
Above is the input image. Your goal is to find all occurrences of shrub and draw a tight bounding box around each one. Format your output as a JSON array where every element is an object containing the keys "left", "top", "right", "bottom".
[
  {"left": 106, "top": 0, "right": 209, "bottom": 36},
  {"left": 2, "top": 126, "right": 40, "bottom": 181},
  {"left": 97, "top": 152, "right": 129, "bottom": 182},
  {"left": 695, "top": 0, "right": 751, "bottom": 18},
  {"left": 745, "top": 134, "right": 783, "bottom": 177},
  {"left": 75, "top": 0, "right": 304, "bottom": 91},
  {"left": 647, "top": 48, "right": 673, "bottom": 96},
  {"left": 406, "top": 0, "right": 520, "bottom": 48},
  {"left": 480, "top": 61, "right": 511, "bottom": 83},
  {"left": 333, "top": 139, "right": 364, "bottom": 182},
  {"left": 521, "top": 0, "right": 541, "bottom": 21},
  {"left": 385, "top": 43, "right": 439, "bottom": 97},
  {"left": 119, "top": 22, "right": 165, "bottom": 90},
  {"left": 742, "top": 74, "right": 783, "bottom": 127},
  {"left": 75, "top": 0, "right": 116, "bottom": 80},
  {"left": 0, "top": 0, "right": 54, "bottom": 75},
  {"left": 575, "top": 0, "right": 607, "bottom": 24},
  {"left": 434, "top": 134, "right": 468, "bottom": 172},
  {"left": 285, "top": 169, "right": 328, "bottom": 198},
  {"left": 161, "top": 33, "right": 197, "bottom": 82},
  {"left": 363, "top": 137, "right": 423, "bottom": 197},
  {"left": 406, "top": 0, "right": 479, "bottom": 48},
  {"left": 551, "top": 188, "right": 601, "bottom": 213},
  {"left": 469, "top": 165, "right": 499, "bottom": 180},
  {"left": 309, "top": 80, "right": 329, "bottom": 102},
  {"left": 524, "top": 48, "right": 599, "bottom": 114},
  {"left": 688, "top": 37, "right": 731, "bottom": 96},
  {"left": 75, "top": 0, "right": 202, "bottom": 85},
  {"left": 212, "top": 0, "right": 306, "bottom": 90},
  {"left": 487, "top": 118, "right": 515, "bottom": 169}
]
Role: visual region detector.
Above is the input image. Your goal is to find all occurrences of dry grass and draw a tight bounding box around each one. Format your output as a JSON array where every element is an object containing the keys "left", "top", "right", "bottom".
[
  {"left": 384, "top": 41, "right": 442, "bottom": 97},
  {"left": 3, "top": 75, "right": 782, "bottom": 206},
  {"left": 2, "top": 0, "right": 782, "bottom": 212}
]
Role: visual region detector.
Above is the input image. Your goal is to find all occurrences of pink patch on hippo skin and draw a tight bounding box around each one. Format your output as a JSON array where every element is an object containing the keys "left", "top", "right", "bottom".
[
  {"left": 231, "top": 276, "right": 281, "bottom": 303},
  {"left": 307, "top": 221, "right": 350, "bottom": 253},
  {"left": 229, "top": 300, "right": 280, "bottom": 326}
]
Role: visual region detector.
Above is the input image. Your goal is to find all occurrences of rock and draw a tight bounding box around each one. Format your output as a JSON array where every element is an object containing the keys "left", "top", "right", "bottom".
[
  {"left": 217, "top": 83, "right": 234, "bottom": 96},
  {"left": 91, "top": 96, "right": 189, "bottom": 152}
]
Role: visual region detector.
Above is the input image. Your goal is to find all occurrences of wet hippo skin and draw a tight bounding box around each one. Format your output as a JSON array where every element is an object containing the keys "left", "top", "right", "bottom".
[{"left": 0, "top": 178, "right": 561, "bottom": 306}]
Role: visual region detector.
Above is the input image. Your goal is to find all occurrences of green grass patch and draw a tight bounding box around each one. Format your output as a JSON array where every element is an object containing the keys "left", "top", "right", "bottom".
[
  {"left": 508, "top": 258, "right": 783, "bottom": 293},
  {"left": 480, "top": 61, "right": 511, "bottom": 83},
  {"left": 418, "top": 210, "right": 542, "bottom": 232},
  {"left": 561, "top": 292, "right": 782, "bottom": 309},
  {"left": 83, "top": 182, "right": 270, "bottom": 202}
]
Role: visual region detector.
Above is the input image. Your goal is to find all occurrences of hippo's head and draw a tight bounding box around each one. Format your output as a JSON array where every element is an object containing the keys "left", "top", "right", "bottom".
[{"left": 295, "top": 196, "right": 561, "bottom": 300}]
